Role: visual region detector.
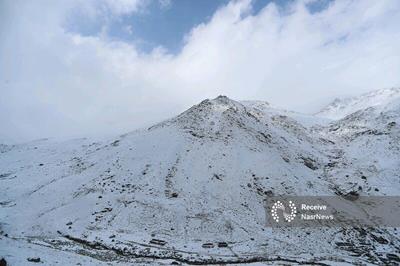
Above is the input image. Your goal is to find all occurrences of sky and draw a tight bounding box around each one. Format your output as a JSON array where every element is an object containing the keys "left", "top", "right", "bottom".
[{"left": 1, "top": 0, "right": 400, "bottom": 142}]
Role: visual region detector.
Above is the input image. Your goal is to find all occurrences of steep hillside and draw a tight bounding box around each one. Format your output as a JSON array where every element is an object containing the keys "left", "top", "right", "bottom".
[
  {"left": 1, "top": 94, "right": 399, "bottom": 265},
  {"left": 320, "top": 97, "right": 400, "bottom": 198}
]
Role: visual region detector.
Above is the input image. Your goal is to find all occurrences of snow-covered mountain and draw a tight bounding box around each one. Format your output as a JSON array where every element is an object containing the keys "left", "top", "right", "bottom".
[
  {"left": 316, "top": 87, "right": 400, "bottom": 120},
  {"left": 1, "top": 92, "right": 399, "bottom": 265}
]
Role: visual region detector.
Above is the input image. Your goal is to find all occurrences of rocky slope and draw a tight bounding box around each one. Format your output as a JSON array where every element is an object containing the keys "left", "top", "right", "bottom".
[{"left": 1, "top": 91, "right": 399, "bottom": 265}]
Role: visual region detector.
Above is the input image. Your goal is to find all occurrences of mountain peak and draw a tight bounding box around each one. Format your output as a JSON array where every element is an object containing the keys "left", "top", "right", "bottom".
[
  {"left": 210, "top": 95, "right": 239, "bottom": 106},
  {"left": 189, "top": 95, "right": 243, "bottom": 113},
  {"left": 214, "top": 95, "right": 230, "bottom": 101},
  {"left": 150, "top": 95, "right": 272, "bottom": 143}
]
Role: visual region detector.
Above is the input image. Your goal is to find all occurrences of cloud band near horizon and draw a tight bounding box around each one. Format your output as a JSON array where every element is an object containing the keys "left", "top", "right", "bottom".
[{"left": 1, "top": 0, "right": 399, "bottom": 142}]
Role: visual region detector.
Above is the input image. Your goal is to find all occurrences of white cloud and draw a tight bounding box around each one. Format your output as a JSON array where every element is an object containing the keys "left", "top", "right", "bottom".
[
  {"left": 1, "top": 0, "right": 400, "bottom": 142},
  {"left": 80, "top": 0, "right": 149, "bottom": 17},
  {"left": 102, "top": 0, "right": 146, "bottom": 15}
]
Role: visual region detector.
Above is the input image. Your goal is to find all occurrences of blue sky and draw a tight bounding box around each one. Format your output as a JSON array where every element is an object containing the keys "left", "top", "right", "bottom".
[
  {"left": 1, "top": 0, "right": 399, "bottom": 142},
  {"left": 65, "top": 0, "right": 332, "bottom": 54},
  {"left": 105, "top": 0, "right": 232, "bottom": 53}
]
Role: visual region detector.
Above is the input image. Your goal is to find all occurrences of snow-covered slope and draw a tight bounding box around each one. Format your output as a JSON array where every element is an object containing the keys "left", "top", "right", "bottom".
[
  {"left": 1, "top": 93, "right": 399, "bottom": 265},
  {"left": 316, "top": 87, "right": 400, "bottom": 120}
]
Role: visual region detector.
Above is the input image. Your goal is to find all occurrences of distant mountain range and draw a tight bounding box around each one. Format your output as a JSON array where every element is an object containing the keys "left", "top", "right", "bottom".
[
  {"left": 316, "top": 87, "right": 400, "bottom": 120},
  {"left": 1, "top": 88, "right": 399, "bottom": 265}
]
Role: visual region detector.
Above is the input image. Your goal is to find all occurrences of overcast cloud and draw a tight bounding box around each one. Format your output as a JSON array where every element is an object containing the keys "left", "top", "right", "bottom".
[{"left": 1, "top": 0, "right": 400, "bottom": 142}]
